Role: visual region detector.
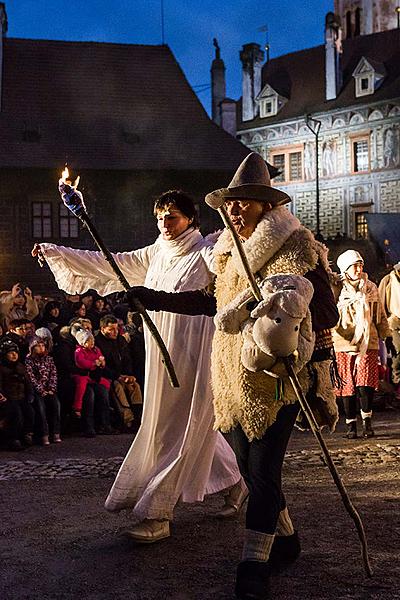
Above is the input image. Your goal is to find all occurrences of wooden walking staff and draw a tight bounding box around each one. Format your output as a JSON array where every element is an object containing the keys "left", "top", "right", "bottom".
[
  {"left": 58, "top": 168, "right": 179, "bottom": 388},
  {"left": 205, "top": 194, "right": 373, "bottom": 578}
]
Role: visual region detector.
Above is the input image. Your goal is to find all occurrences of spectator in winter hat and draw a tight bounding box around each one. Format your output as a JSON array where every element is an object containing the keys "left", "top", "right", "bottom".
[
  {"left": 71, "top": 328, "right": 112, "bottom": 432},
  {"left": 333, "top": 249, "right": 393, "bottom": 439},
  {"left": 0, "top": 338, "right": 34, "bottom": 450},
  {"left": 25, "top": 336, "right": 61, "bottom": 445}
]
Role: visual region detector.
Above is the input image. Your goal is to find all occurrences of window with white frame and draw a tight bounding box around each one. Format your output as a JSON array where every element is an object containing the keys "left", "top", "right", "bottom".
[
  {"left": 355, "top": 73, "right": 374, "bottom": 96},
  {"left": 352, "top": 137, "right": 370, "bottom": 173},
  {"left": 32, "top": 202, "right": 52, "bottom": 238},
  {"left": 260, "top": 96, "right": 277, "bottom": 118}
]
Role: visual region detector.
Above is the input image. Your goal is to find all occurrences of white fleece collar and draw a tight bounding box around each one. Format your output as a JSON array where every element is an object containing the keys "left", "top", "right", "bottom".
[{"left": 213, "top": 206, "right": 301, "bottom": 275}]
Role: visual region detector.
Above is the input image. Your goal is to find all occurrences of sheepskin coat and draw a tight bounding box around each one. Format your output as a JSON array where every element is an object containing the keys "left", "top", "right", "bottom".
[{"left": 211, "top": 206, "right": 330, "bottom": 440}]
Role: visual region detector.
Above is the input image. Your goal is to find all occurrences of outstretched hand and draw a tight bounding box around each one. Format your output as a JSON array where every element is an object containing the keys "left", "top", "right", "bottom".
[{"left": 31, "top": 243, "right": 45, "bottom": 267}]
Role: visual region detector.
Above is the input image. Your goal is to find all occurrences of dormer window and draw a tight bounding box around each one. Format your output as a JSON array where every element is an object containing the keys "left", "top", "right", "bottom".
[
  {"left": 260, "top": 96, "right": 277, "bottom": 117},
  {"left": 256, "top": 84, "right": 287, "bottom": 118},
  {"left": 352, "top": 57, "right": 386, "bottom": 98}
]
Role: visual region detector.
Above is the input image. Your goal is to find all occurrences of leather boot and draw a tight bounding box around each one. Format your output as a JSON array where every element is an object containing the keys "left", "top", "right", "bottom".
[
  {"left": 235, "top": 560, "right": 271, "bottom": 600},
  {"left": 268, "top": 530, "right": 301, "bottom": 574},
  {"left": 362, "top": 417, "right": 374, "bottom": 438},
  {"left": 343, "top": 420, "right": 357, "bottom": 439}
]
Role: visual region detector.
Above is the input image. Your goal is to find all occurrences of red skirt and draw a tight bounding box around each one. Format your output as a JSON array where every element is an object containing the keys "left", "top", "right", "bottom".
[{"left": 335, "top": 350, "right": 379, "bottom": 397}]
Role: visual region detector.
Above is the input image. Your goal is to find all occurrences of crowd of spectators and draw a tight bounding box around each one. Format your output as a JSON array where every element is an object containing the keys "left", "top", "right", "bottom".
[{"left": 0, "top": 284, "right": 144, "bottom": 451}]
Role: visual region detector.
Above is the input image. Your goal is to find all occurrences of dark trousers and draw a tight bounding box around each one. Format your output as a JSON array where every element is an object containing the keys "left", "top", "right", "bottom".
[
  {"left": 0, "top": 399, "right": 35, "bottom": 440},
  {"left": 34, "top": 393, "right": 61, "bottom": 436},
  {"left": 342, "top": 386, "right": 374, "bottom": 419},
  {"left": 229, "top": 402, "right": 299, "bottom": 534},
  {"left": 82, "top": 383, "right": 111, "bottom": 434}
]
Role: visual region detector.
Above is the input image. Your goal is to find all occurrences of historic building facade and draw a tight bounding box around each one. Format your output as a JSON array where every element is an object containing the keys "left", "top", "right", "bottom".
[{"left": 216, "top": 0, "right": 400, "bottom": 242}]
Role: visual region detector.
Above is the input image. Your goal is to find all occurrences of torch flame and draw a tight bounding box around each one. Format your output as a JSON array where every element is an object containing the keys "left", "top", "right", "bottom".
[
  {"left": 60, "top": 166, "right": 80, "bottom": 189},
  {"left": 61, "top": 166, "right": 70, "bottom": 183}
]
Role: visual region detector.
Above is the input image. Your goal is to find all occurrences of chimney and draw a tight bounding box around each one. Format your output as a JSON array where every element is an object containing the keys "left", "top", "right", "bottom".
[
  {"left": 325, "top": 12, "right": 343, "bottom": 101},
  {"left": 240, "top": 43, "right": 264, "bottom": 121},
  {"left": 0, "top": 2, "right": 7, "bottom": 111},
  {"left": 211, "top": 38, "right": 226, "bottom": 126}
]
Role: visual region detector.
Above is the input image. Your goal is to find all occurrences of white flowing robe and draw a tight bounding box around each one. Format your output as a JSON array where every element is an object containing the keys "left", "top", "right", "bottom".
[{"left": 41, "top": 228, "right": 240, "bottom": 522}]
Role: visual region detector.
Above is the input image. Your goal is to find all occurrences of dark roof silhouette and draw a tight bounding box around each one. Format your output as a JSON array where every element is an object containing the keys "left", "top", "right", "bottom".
[
  {"left": 0, "top": 38, "right": 250, "bottom": 170},
  {"left": 238, "top": 28, "right": 400, "bottom": 129}
]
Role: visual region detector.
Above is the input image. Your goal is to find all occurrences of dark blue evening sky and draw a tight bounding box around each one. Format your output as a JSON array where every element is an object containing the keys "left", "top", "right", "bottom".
[{"left": 7, "top": 0, "right": 333, "bottom": 113}]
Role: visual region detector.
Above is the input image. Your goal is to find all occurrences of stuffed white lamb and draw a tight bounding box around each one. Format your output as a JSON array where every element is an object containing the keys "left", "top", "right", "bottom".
[{"left": 215, "top": 274, "right": 315, "bottom": 377}]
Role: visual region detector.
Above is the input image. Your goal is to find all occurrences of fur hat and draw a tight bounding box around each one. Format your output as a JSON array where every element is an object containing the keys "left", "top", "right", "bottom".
[
  {"left": 0, "top": 338, "right": 19, "bottom": 356},
  {"left": 205, "top": 152, "right": 291, "bottom": 209},
  {"left": 74, "top": 329, "right": 94, "bottom": 346},
  {"left": 336, "top": 249, "right": 364, "bottom": 274}
]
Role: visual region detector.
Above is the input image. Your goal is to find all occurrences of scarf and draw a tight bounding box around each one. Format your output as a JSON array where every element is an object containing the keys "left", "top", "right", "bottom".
[
  {"left": 157, "top": 227, "right": 203, "bottom": 259},
  {"left": 338, "top": 274, "right": 382, "bottom": 356}
]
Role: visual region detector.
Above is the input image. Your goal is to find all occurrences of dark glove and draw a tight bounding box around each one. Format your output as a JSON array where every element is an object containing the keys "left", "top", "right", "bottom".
[
  {"left": 125, "top": 287, "right": 153, "bottom": 312},
  {"left": 125, "top": 286, "right": 216, "bottom": 317},
  {"left": 385, "top": 336, "right": 397, "bottom": 357}
]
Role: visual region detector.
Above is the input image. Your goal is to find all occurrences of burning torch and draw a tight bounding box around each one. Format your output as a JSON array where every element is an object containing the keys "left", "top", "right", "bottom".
[{"left": 57, "top": 168, "right": 179, "bottom": 388}]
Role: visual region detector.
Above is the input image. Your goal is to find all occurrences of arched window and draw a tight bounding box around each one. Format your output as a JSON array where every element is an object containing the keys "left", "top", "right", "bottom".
[{"left": 346, "top": 10, "right": 353, "bottom": 38}]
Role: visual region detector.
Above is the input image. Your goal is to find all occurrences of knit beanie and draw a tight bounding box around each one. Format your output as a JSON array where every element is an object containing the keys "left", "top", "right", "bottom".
[
  {"left": 0, "top": 338, "right": 19, "bottom": 357},
  {"left": 74, "top": 329, "right": 94, "bottom": 346},
  {"left": 336, "top": 249, "right": 364, "bottom": 274},
  {"left": 29, "top": 335, "right": 47, "bottom": 353}
]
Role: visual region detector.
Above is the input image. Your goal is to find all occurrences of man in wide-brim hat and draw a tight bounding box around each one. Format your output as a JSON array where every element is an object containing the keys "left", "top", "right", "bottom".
[{"left": 124, "top": 152, "right": 339, "bottom": 599}]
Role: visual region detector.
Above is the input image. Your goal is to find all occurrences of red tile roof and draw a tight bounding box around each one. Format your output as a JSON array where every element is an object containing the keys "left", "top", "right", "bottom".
[
  {"left": 238, "top": 28, "right": 400, "bottom": 129},
  {"left": 0, "top": 38, "right": 250, "bottom": 170}
]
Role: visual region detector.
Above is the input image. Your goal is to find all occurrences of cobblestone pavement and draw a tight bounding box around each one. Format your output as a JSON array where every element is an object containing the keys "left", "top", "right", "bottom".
[{"left": 1, "top": 442, "right": 399, "bottom": 480}]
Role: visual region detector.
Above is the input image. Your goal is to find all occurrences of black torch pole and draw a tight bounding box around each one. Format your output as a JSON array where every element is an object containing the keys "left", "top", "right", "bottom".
[{"left": 59, "top": 178, "right": 179, "bottom": 388}]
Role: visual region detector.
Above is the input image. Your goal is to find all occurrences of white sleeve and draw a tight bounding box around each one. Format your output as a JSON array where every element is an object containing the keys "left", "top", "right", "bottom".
[{"left": 40, "top": 243, "right": 157, "bottom": 296}]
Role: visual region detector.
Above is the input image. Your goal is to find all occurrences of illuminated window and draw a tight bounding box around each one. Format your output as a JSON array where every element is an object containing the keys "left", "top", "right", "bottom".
[
  {"left": 32, "top": 202, "right": 52, "bottom": 238},
  {"left": 352, "top": 137, "right": 369, "bottom": 172},
  {"left": 59, "top": 204, "right": 79, "bottom": 238},
  {"left": 355, "top": 212, "right": 368, "bottom": 239},
  {"left": 270, "top": 147, "right": 303, "bottom": 183}
]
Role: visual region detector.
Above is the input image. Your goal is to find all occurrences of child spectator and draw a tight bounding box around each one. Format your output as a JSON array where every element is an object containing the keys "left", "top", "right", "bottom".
[
  {"left": 0, "top": 283, "right": 39, "bottom": 331},
  {"left": 0, "top": 338, "right": 35, "bottom": 450},
  {"left": 35, "top": 327, "right": 54, "bottom": 354},
  {"left": 4, "top": 318, "right": 31, "bottom": 360},
  {"left": 72, "top": 329, "right": 111, "bottom": 420},
  {"left": 25, "top": 337, "right": 61, "bottom": 445}
]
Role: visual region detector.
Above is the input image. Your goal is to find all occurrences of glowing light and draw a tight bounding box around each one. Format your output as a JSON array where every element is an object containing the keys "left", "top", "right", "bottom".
[{"left": 60, "top": 166, "right": 80, "bottom": 189}]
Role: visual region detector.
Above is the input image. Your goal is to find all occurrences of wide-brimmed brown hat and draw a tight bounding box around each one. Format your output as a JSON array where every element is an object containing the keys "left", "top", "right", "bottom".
[{"left": 205, "top": 152, "right": 291, "bottom": 209}]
